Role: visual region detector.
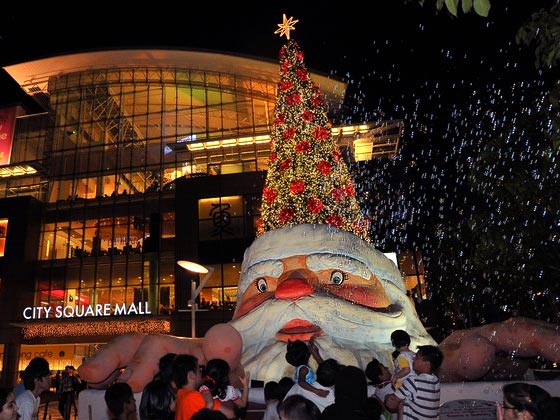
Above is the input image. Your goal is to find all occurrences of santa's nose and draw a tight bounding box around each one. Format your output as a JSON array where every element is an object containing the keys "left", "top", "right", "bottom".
[{"left": 275, "top": 277, "right": 313, "bottom": 300}]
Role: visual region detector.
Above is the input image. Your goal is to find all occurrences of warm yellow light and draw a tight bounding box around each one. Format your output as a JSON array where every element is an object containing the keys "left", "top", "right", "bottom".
[
  {"left": 342, "top": 126, "right": 357, "bottom": 134},
  {"left": 0, "top": 164, "right": 37, "bottom": 178},
  {"left": 177, "top": 260, "right": 209, "bottom": 274},
  {"left": 358, "top": 125, "right": 369, "bottom": 133},
  {"left": 205, "top": 141, "right": 221, "bottom": 149},
  {"left": 254, "top": 135, "right": 270, "bottom": 144},
  {"left": 237, "top": 136, "right": 253, "bottom": 145}
]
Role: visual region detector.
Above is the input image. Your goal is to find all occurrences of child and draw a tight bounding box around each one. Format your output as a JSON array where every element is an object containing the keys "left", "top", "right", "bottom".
[
  {"left": 262, "top": 381, "right": 281, "bottom": 420},
  {"left": 390, "top": 330, "right": 415, "bottom": 389},
  {"left": 285, "top": 339, "right": 329, "bottom": 398},
  {"left": 365, "top": 358, "right": 395, "bottom": 420},
  {"left": 385, "top": 345, "right": 443, "bottom": 420},
  {"left": 199, "top": 358, "right": 249, "bottom": 417}
]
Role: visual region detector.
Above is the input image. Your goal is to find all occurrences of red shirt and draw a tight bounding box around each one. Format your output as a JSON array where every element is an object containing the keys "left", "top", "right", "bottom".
[{"left": 175, "top": 388, "right": 221, "bottom": 420}]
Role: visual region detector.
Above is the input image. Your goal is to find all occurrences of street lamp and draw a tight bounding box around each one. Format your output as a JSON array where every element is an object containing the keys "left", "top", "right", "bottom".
[{"left": 177, "top": 260, "right": 215, "bottom": 337}]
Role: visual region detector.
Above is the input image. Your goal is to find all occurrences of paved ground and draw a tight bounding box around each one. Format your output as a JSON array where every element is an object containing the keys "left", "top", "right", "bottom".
[{"left": 38, "top": 393, "right": 77, "bottom": 420}]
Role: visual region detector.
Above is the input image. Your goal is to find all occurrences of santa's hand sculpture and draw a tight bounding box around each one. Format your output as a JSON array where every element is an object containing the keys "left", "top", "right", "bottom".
[{"left": 79, "top": 19, "right": 560, "bottom": 392}]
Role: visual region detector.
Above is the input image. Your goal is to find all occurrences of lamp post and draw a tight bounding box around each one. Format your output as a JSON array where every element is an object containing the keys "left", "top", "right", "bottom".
[{"left": 177, "top": 260, "right": 215, "bottom": 337}]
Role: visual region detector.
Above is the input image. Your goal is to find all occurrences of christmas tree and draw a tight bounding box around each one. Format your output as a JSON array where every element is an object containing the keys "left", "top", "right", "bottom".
[{"left": 257, "top": 15, "right": 368, "bottom": 239}]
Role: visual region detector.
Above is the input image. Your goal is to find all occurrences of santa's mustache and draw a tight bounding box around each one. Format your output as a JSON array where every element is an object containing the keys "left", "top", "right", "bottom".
[{"left": 231, "top": 291, "right": 406, "bottom": 350}]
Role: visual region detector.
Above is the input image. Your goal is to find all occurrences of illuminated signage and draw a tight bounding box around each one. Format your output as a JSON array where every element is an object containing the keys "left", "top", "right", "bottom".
[
  {"left": 0, "top": 107, "right": 16, "bottom": 165},
  {"left": 23, "top": 302, "right": 152, "bottom": 320}
]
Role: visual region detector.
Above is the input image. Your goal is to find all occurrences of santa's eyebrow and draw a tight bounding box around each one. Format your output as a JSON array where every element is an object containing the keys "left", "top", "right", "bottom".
[
  {"left": 307, "top": 254, "right": 371, "bottom": 278},
  {"left": 244, "top": 260, "right": 284, "bottom": 281}
]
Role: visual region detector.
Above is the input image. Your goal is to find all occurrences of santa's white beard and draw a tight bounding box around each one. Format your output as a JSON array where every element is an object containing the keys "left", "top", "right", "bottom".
[{"left": 229, "top": 287, "right": 436, "bottom": 383}]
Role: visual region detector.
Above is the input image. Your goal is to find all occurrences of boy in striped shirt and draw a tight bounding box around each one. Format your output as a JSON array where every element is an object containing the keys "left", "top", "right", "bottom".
[{"left": 385, "top": 345, "right": 443, "bottom": 420}]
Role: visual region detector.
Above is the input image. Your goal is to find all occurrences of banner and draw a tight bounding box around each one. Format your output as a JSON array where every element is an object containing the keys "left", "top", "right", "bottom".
[{"left": 0, "top": 107, "right": 16, "bottom": 165}]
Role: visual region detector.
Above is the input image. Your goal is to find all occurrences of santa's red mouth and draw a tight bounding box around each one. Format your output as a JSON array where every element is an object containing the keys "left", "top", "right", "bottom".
[{"left": 276, "top": 319, "right": 323, "bottom": 342}]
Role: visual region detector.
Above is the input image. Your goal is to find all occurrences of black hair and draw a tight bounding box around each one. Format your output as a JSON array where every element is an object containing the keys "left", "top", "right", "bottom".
[
  {"left": 21, "top": 357, "right": 50, "bottom": 391},
  {"left": 285, "top": 340, "right": 310, "bottom": 367},
  {"left": 264, "top": 381, "right": 281, "bottom": 402},
  {"left": 153, "top": 353, "right": 177, "bottom": 385},
  {"left": 390, "top": 330, "right": 411, "bottom": 359},
  {"left": 278, "top": 376, "right": 295, "bottom": 400},
  {"left": 104, "top": 382, "right": 134, "bottom": 418},
  {"left": 364, "top": 359, "right": 383, "bottom": 385},
  {"left": 139, "top": 379, "right": 175, "bottom": 420},
  {"left": 172, "top": 354, "right": 198, "bottom": 389},
  {"left": 202, "top": 359, "right": 230, "bottom": 400},
  {"left": 416, "top": 345, "right": 444, "bottom": 372},
  {"left": 191, "top": 408, "right": 228, "bottom": 420},
  {"left": 316, "top": 358, "right": 340, "bottom": 387},
  {"left": 278, "top": 394, "right": 321, "bottom": 420},
  {"left": 503, "top": 382, "right": 550, "bottom": 420}
]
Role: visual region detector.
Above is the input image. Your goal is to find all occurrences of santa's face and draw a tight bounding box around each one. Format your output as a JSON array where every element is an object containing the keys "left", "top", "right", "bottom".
[{"left": 229, "top": 224, "right": 435, "bottom": 382}]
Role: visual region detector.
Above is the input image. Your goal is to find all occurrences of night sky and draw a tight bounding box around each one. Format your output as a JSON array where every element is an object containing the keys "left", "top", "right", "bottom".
[
  {"left": 0, "top": 3, "right": 551, "bottom": 78},
  {"left": 1, "top": 1, "right": 559, "bottom": 328}
]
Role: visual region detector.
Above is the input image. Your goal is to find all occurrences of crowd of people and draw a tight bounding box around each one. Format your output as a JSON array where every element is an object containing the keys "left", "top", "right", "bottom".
[
  {"left": 1, "top": 330, "right": 559, "bottom": 420},
  {"left": 96, "top": 328, "right": 559, "bottom": 420}
]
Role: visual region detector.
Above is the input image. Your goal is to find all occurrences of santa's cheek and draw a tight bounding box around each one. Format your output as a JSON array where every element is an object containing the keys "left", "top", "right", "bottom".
[
  {"left": 323, "top": 285, "right": 390, "bottom": 308},
  {"left": 233, "top": 291, "right": 274, "bottom": 318}
]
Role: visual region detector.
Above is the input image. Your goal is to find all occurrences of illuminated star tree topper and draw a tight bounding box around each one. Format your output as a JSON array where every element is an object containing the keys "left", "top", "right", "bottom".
[{"left": 274, "top": 14, "right": 299, "bottom": 40}]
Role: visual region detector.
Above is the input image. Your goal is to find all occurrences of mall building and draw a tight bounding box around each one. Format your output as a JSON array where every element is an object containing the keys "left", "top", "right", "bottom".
[{"left": 0, "top": 49, "right": 422, "bottom": 387}]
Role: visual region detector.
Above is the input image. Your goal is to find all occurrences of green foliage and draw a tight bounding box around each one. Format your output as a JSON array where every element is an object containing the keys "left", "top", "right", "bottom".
[
  {"left": 416, "top": 0, "right": 490, "bottom": 16},
  {"left": 472, "top": 0, "right": 490, "bottom": 17},
  {"left": 516, "top": 4, "right": 560, "bottom": 69},
  {"left": 462, "top": 0, "right": 473, "bottom": 14},
  {"left": 444, "top": 0, "right": 459, "bottom": 17}
]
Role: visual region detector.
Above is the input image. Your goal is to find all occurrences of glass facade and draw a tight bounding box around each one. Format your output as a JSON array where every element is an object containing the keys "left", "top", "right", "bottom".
[{"left": 6, "top": 63, "right": 278, "bottom": 320}]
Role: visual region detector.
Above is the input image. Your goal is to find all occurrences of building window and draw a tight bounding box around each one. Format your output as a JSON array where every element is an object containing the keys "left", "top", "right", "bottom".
[
  {"left": 33, "top": 260, "right": 176, "bottom": 318},
  {"left": 198, "top": 263, "right": 240, "bottom": 311}
]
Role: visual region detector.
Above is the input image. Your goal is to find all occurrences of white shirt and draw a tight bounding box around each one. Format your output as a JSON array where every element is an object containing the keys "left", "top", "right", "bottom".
[
  {"left": 16, "top": 390, "right": 40, "bottom": 420},
  {"left": 283, "top": 382, "right": 334, "bottom": 412},
  {"left": 263, "top": 400, "right": 280, "bottom": 420}
]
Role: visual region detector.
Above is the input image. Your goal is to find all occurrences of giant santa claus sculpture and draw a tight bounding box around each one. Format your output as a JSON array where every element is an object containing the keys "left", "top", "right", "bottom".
[{"left": 78, "top": 17, "right": 560, "bottom": 392}]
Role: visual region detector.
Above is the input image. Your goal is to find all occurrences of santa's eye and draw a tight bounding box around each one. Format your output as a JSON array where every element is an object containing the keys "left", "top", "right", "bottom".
[
  {"left": 256, "top": 278, "right": 268, "bottom": 292},
  {"left": 330, "top": 271, "right": 347, "bottom": 285}
]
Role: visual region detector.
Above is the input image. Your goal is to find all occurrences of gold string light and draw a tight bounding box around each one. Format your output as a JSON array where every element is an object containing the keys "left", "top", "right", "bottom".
[{"left": 21, "top": 320, "right": 170, "bottom": 339}]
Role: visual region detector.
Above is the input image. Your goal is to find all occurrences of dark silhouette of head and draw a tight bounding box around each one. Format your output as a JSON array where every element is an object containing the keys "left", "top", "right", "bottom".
[
  {"left": 285, "top": 340, "right": 311, "bottom": 367},
  {"left": 264, "top": 381, "right": 282, "bottom": 402},
  {"left": 390, "top": 330, "right": 411, "bottom": 348},
  {"left": 22, "top": 357, "right": 50, "bottom": 391},
  {"left": 171, "top": 354, "right": 198, "bottom": 389},
  {"left": 278, "top": 394, "right": 321, "bottom": 420},
  {"left": 416, "top": 345, "right": 444, "bottom": 373},
  {"left": 104, "top": 382, "right": 135, "bottom": 419},
  {"left": 278, "top": 376, "right": 295, "bottom": 400},
  {"left": 191, "top": 408, "right": 228, "bottom": 420},
  {"left": 316, "top": 358, "right": 340, "bottom": 387},
  {"left": 202, "top": 359, "right": 231, "bottom": 400},
  {"left": 139, "top": 379, "right": 175, "bottom": 420}
]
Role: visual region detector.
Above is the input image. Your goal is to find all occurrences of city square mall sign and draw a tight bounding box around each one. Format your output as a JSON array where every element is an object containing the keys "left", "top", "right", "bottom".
[{"left": 23, "top": 302, "right": 152, "bottom": 319}]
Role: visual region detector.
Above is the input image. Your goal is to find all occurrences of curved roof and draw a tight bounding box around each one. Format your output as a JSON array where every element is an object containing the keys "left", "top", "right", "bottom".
[{"left": 3, "top": 49, "right": 346, "bottom": 104}]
